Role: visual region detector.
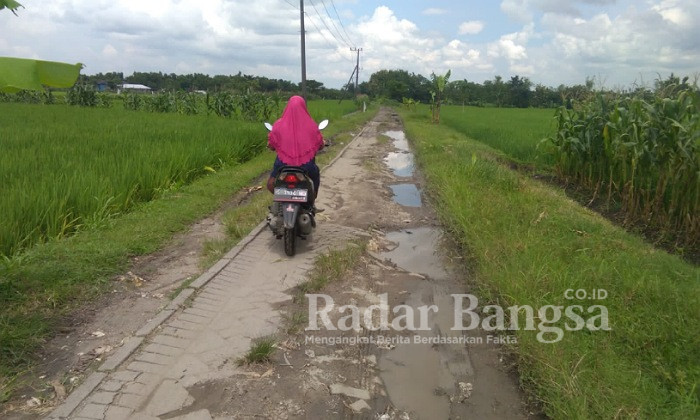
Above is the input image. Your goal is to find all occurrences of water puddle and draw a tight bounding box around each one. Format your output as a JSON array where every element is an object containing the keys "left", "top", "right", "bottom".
[
  {"left": 389, "top": 184, "right": 422, "bottom": 207},
  {"left": 385, "top": 152, "right": 414, "bottom": 177},
  {"left": 378, "top": 227, "right": 474, "bottom": 419},
  {"left": 382, "top": 228, "right": 448, "bottom": 280},
  {"left": 383, "top": 130, "right": 415, "bottom": 177},
  {"left": 384, "top": 130, "right": 410, "bottom": 151}
]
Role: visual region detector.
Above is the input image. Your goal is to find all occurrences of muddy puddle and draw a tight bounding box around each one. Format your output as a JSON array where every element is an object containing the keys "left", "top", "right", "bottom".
[
  {"left": 377, "top": 228, "right": 473, "bottom": 419},
  {"left": 372, "top": 123, "right": 526, "bottom": 419},
  {"left": 382, "top": 228, "right": 448, "bottom": 280},
  {"left": 384, "top": 130, "right": 422, "bottom": 209},
  {"left": 389, "top": 184, "right": 422, "bottom": 207},
  {"left": 384, "top": 130, "right": 415, "bottom": 178},
  {"left": 376, "top": 226, "right": 527, "bottom": 419}
]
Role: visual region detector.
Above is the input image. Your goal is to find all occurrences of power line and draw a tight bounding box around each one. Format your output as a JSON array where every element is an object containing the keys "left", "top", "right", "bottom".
[
  {"left": 282, "top": 0, "right": 298, "bottom": 10},
  {"left": 329, "top": 0, "right": 356, "bottom": 48},
  {"left": 320, "top": 0, "right": 354, "bottom": 48},
  {"left": 304, "top": 12, "right": 354, "bottom": 62},
  {"left": 282, "top": 0, "right": 351, "bottom": 60},
  {"left": 308, "top": 0, "right": 352, "bottom": 49},
  {"left": 282, "top": 0, "right": 355, "bottom": 72}
]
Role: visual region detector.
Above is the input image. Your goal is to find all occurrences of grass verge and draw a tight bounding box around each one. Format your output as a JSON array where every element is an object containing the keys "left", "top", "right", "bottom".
[
  {"left": 297, "top": 241, "right": 366, "bottom": 296},
  {"left": 237, "top": 336, "right": 277, "bottom": 366},
  {"left": 400, "top": 109, "right": 699, "bottom": 418}
]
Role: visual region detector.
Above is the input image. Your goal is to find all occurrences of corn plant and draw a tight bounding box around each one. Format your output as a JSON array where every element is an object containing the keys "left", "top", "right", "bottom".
[
  {"left": 547, "top": 89, "right": 699, "bottom": 246},
  {"left": 146, "top": 91, "right": 177, "bottom": 113},
  {"left": 176, "top": 91, "right": 200, "bottom": 115},
  {"left": 66, "top": 83, "right": 99, "bottom": 107}
]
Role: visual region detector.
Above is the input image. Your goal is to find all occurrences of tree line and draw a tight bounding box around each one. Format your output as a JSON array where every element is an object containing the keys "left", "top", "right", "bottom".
[
  {"left": 79, "top": 70, "right": 697, "bottom": 108},
  {"left": 361, "top": 70, "right": 698, "bottom": 108},
  {"left": 79, "top": 71, "right": 350, "bottom": 99}
]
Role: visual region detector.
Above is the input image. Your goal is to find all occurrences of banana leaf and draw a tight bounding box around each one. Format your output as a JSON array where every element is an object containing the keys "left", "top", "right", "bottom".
[
  {"left": 0, "top": 57, "right": 82, "bottom": 93},
  {"left": 0, "top": 0, "right": 23, "bottom": 15}
]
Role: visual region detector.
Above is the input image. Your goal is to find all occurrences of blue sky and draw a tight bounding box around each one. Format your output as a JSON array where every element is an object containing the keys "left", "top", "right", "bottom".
[{"left": 0, "top": 1, "right": 698, "bottom": 89}]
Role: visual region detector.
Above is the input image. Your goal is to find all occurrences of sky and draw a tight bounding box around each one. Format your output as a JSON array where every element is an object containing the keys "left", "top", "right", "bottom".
[{"left": 0, "top": 0, "right": 698, "bottom": 89}]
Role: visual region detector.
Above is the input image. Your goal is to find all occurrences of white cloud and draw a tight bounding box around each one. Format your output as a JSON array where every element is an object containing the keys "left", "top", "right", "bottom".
[
  {"left": 355, "top": 6, "right": 423, "bottom": 46},
  {"left": 487, "top": 24, "right": 533, "bottom": 59},
  {"left": 101, "top": 44, "right": 118, "bottom": 59},
  {"left": 422, "top": 8, "right": 447, "bottom": 15},
  {"left": 501, "top": 0, "right": 533, "bottom": 23},
  {"left": 352, "top": 7, "right": 492, "bottom": 78},
  {"left": 501, "top": 0, "right": 619, "bottom": 21},
  {"left": 0, "top": 1, "right": 697, "bottom": 89},
  {"left": 531, "top": 1, "right": 700, "bottom": 85},
  {"left": 458, "top": 21, "right": 485, "bottom": 35},
  {"left": 652, "top": 0, "right": 693, "bottom": 27}
]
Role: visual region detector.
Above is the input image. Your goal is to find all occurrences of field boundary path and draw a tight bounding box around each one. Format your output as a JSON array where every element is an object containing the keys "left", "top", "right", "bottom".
[
  {"left": 46, "top": 124, "right": 374, "bottom": 420},
  {"left": 47, "top": 108, "right": 529, "bottom": 419}
]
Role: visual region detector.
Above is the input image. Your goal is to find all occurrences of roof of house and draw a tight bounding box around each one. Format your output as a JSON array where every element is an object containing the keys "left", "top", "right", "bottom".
[{"left": 120, "top": 83, "right": 152, "bottom": 90}]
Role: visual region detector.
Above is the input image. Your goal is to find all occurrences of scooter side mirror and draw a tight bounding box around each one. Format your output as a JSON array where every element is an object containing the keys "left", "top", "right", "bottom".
[
  {"left": 318, "top": 119, "right": 329, "bottom": 130},
  {"left": 264, "top": 122, "right": 273, "bottom": 131}
]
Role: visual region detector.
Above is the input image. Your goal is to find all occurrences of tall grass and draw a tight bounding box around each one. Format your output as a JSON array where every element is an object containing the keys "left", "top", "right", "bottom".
[
  {"left": 401, "top": 109, "right": 699, "bottom": 418},
  {"left": 0, "top": 103, "right": 266, "bottom": 257},
  {"left": 546, "top": 90, "right": 699, "bottom": 246}
]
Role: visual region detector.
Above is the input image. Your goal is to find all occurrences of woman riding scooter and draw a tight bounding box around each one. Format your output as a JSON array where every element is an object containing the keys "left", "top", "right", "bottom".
[{"left": 266, "top": 95, "right": 324, "bottom": 207}]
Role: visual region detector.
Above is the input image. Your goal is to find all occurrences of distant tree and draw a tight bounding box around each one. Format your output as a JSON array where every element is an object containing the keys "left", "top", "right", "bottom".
[
  {"left": 366, "top": 70, "right": 431, "bottom": 102},
  {"left": 445, "top": 79, "right": 476, "bottom": 105},
  {"left": 506, "top": 75, "right": 532, "bottom": 108},
  {"left": 531, "top": 84, "right": 561, "bottom": 108},
  {"left": 306, "top": 79, "right": 324, "bottom": 94}
]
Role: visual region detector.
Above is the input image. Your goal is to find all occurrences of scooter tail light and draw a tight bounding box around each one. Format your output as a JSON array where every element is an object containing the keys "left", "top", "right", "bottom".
[{"left": 283, "top": 174, "right": 299, "bottom": 183}]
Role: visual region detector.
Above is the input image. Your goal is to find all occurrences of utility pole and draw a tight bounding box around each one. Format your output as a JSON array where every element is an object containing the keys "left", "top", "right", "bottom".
[
  {"left": 350, "top": 47, "right": 362, "bottom": 95},
  {"left": 300, "top": 0, "right": 307, "bottom": 99}
]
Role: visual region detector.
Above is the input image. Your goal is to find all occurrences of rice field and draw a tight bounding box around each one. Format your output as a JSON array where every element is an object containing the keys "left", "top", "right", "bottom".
[
  {"left": 438, "top": 105, "right": 557, "bottom": 165},
  {"left": 0, "top": 100, "right": 357, "bottom": 258},
  {"left": 437, "top": 97, "right": 699, "bottom": 250}
]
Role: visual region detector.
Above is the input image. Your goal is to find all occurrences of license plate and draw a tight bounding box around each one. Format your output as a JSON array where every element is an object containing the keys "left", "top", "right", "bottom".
[{"left": 274, "top": 187, "right": 308, "bottom": 202}]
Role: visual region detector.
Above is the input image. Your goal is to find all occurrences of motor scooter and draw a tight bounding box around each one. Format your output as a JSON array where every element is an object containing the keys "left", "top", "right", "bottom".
[{"left": 264, "top": 119, "right": 328, "bottom": 256}]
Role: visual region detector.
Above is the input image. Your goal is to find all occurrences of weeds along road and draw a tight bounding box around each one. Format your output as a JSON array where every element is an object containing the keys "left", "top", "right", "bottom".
[{"left": 42, "top": 107, "right": 530, "bottom": 419}]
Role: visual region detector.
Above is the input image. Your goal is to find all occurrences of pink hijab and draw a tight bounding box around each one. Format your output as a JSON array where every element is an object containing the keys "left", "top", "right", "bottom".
[{"left": 268, "top": 96, "right": 324, "bottom": 166}]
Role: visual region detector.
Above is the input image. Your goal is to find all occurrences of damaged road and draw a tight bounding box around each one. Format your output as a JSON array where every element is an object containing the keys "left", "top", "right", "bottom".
[{"left": 39, "top": 108, "right": 531, "bottom": 419}]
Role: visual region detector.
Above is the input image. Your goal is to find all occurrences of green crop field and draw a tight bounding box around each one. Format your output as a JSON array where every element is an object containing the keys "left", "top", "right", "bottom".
[
  {"left": 402, "top": 108, "right": 699, "bottom": 418},
  {"left": 0, "top": 99, "right": 358, "bottom": 258},
  {"left": 439, "top": 105, "right": 557, "bottom": 165},
  {"left": 0, "top": 99, "right": 372, "bottom": 400},
  {"left": 436, "top": 96, "right": 699, "bottom": 251},
  {"left": 0, "top": 103, "right": 265, "bottom": 257}
]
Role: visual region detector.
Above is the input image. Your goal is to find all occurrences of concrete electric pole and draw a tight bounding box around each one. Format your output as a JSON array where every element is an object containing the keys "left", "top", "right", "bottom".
[
  {"left": 350, "top": 47, "right": 362, "bottom": 95},
  {"left": 300, "top": 0, "right": 307, "bottom": 99}
]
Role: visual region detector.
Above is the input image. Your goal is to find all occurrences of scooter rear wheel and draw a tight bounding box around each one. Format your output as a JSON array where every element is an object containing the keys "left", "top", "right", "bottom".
[{"left": 284, "top": 226, "right": 296, "bottom": 256}]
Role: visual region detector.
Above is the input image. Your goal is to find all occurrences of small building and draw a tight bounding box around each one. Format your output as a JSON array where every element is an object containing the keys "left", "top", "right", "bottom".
[
  {"left": 117, "top": 83, "right": 152, "bottom": 94},
  {"left": 96, "top": 80, "right": 109, "bottom": 92}
]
